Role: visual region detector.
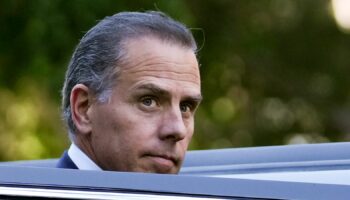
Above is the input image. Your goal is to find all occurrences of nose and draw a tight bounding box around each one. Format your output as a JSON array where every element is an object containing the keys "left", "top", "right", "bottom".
[{"left": 158, "top": 106, "right": 187, "bottom": 142}]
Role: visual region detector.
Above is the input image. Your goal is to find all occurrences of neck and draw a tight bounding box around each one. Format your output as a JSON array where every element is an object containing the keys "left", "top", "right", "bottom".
[{"left": 73, "top": 134, "right": 101, "bottom": 169}]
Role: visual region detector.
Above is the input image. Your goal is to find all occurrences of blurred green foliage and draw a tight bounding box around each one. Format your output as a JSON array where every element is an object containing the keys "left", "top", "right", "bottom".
[{"left": 1, "top": 0, "right": 350, "bottom": 161}]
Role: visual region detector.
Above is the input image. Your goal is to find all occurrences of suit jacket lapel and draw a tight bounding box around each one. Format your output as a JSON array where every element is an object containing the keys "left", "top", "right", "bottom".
[{"left": 56, "top": 151, "right": 78, "bottom": 169}]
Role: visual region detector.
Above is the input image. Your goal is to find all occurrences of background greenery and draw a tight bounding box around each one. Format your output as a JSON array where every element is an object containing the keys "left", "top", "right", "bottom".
[{"left": 1, "top": 0, "right": 350, "bottom": 161}]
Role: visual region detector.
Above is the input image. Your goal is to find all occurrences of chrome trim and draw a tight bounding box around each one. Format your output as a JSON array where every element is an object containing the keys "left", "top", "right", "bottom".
[{"left": 0, "top": 186, "right": 225, "bottom": 199}]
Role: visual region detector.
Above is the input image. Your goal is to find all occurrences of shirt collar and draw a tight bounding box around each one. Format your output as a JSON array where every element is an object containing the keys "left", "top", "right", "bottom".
[{"left": 67, "top": 143, "right": 102, "bottom": 171}]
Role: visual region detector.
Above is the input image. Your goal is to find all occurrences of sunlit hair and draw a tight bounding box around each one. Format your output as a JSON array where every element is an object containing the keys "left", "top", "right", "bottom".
[{"left": 62, "top": 11, "right": 197, "bottom": 137}]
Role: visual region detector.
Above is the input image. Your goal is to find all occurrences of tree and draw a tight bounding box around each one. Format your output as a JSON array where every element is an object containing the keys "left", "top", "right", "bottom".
[{"left": 1, "top": 0, "right": 350, "bottom": 160}]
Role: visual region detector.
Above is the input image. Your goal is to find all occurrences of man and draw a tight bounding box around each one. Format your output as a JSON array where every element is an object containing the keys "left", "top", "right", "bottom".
[{"left": 56, "top": 11, "right": 202, "bottom": 174}]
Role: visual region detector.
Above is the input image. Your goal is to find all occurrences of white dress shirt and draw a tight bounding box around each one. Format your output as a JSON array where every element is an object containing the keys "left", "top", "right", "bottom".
[{"left": 68, "top": 143, "right": 102, "bottom": 171}]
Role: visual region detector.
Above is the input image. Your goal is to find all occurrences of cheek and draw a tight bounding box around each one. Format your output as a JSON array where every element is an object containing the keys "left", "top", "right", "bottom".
[
  {"left": 108, "top": 109, "right": 159, "bottom": 146},
  {"left": 90, "top": 107, "right": 126, "bottom": 147},
  {"left": 185, "top": 120, "right": 195, "bottom": 138},
  {"left": 180, "top": 126, "right": 194, "bottom": 147},
  {"left": 183, "top": 123, "right": 195, "bottom": 147}
]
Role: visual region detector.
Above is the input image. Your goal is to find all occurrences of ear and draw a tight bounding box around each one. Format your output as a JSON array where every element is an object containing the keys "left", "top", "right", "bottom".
[{"left": 70, "top": 84, "right": 93, "bottom": 135}]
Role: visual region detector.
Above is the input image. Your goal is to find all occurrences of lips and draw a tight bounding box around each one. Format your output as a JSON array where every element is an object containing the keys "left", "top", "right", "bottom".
[
  {"left": 149, "top": 154, "right": 176, "bottom": 164},
  {"left": 144, "top": 153, "right": 179, "bottom": 172}
]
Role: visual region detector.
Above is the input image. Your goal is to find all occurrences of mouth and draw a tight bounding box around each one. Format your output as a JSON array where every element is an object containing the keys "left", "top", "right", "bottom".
[{"left": 144, "top": 154, "right": 178, "bottom": 172}]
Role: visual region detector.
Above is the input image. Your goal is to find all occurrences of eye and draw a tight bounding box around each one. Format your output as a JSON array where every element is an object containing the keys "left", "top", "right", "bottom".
[
  {"left": 180, "top": 102, "right": 192, "bottom": 113},
  {"left": 140, "top": 96, "right": 157, "bottom": 107}
]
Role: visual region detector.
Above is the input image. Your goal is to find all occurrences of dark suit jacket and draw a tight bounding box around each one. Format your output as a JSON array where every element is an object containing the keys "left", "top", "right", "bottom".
[{"left": 56, "top": 151, "right": 78, "bottom": 169}]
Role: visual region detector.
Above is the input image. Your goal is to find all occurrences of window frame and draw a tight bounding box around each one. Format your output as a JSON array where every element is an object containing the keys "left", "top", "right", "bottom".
[{"left": 1, "top": 142, "right": 350, "bottom": 199}]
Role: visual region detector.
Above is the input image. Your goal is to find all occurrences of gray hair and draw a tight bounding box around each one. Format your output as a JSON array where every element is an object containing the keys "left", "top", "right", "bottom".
[{"left": 61, "top": 11, "right": 198, "bottom": 136}]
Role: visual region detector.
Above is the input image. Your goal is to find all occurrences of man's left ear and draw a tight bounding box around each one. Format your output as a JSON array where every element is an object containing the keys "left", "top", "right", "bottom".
[{"left": 70, "top": 84, "right": 93, "bottom": 135}]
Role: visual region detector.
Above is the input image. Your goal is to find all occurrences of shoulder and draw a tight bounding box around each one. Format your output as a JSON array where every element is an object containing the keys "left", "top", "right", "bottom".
[{"left": 56, "top": 151, "right": 78, "bottom": 169}]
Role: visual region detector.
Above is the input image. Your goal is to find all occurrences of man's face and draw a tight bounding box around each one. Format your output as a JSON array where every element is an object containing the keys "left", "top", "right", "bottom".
[{"left": 87, "top": 37, "right": 201, "bottom": 174}]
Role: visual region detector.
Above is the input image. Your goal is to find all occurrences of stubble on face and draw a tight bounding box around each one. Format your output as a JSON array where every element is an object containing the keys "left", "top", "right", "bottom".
[{"left": 84, "top": 37, "right": 201, "bottom": 174}]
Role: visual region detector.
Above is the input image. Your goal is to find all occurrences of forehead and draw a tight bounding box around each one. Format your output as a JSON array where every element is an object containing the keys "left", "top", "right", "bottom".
[
  {"left": 116, "top": 37, "right": 201, "bottom": 91},
  {"left": 121, "top": 37, "right": 198, "bottom": 70}
]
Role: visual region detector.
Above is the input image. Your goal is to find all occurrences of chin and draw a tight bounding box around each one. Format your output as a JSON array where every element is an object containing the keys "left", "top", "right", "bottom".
[
  {"left": 139, "top": 166, "right": 179, "bottom": 174},
  {"left": 155, "top": 170, "right": 177, "bottom": 174}
]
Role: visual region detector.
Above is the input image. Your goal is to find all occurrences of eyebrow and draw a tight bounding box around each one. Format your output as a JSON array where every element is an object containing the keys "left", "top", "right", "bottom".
[{"left": 135, "top": 83, "right": 203, "bottom": 103}]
